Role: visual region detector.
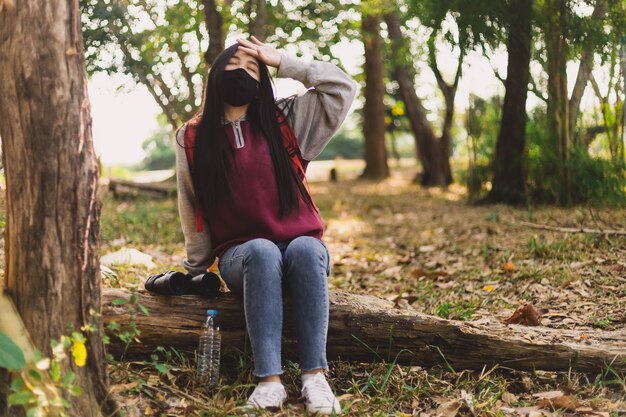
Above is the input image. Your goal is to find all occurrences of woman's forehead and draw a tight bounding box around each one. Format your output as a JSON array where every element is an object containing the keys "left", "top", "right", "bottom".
[{"left": 231, "top": 49, "right": 258, "bottom": 64}]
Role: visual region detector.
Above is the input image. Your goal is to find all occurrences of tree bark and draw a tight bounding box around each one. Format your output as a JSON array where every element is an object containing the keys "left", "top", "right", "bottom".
[
  {"left": 483, "top": 0, "right": 532, "bottom": 205},
  {"left": 384, "top": 12, "right": 447, "bottom": 186},
  {"left": 361, "top": 13, "right": 390, "bottom": 179},
  {"left": 546, "top": 0, "right": 571, "bottom": 204},
  {"left": 248, "top": 0, "right": 266, "bottom": 42},
  {"left": 0, "top": 1, "right": 115, "bottom": 416},
  {"left": 568, "top": 0, "right": 607, "bottom": 142},
  {"left": 619, "top": 35, "right": 626, "bottom": 162},
  {"left": 102, "top": 289, "right": 626, "bottom": 373},
  {"left": 202, "top": 0, "right": 225, "bottom": 66},
  {"left": 428, "top": 37, "right": 463, "bottom": 185}
]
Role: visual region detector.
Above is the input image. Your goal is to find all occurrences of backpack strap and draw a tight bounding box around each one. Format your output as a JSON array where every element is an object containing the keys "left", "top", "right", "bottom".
[
  {"left": 182, "top": 122, "right": 205, "bottom": 233},
  {"left": 276, "top": 110, "right": 320, "bottom": 213}
]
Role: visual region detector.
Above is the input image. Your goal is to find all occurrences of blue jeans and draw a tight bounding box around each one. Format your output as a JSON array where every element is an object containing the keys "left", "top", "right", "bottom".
[{"left": 218, "top": 236, "right": 331, "bottom": 377}]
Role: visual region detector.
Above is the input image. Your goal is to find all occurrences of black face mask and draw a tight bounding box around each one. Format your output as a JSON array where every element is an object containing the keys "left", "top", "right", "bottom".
[{"left": 221, "top": 68, "right": 260, "bottom": 107}]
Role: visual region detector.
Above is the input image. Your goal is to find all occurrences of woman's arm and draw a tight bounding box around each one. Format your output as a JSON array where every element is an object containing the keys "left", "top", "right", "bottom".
[
  {"left": 235, "top": 36, "right": 357, "bottom": 161},
  {"left": 175, "top": 125, "right": 215, "bottom": 276},
  {"left": 276, "top": 54, "right": 358, "bottom": 160}
]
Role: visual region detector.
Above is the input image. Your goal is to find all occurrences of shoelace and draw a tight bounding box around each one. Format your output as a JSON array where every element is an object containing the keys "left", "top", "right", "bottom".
[
  {"left": 303, "top": 377, "right": 335, "bottom": 404},
  {"left": 248, "top": 385, "right": 285, "bottom": 408}
]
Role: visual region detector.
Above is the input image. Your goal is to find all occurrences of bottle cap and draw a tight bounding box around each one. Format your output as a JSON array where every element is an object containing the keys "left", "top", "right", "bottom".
[{"left": 206, "top": 309, "right": 218, "bottom": 316}]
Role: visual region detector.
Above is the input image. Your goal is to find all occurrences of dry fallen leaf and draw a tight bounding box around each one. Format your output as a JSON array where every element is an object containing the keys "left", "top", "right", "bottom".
[
  {"left": 537, "top": 395, "right": 578, "bottom": 411},
  {"left": 503, "top": 261, "right": 516, "bottom": 272},
  {"left": 504, "top": 304, "right": 544, "bottom": 326},
  {"left": 109, "top": 380, "right": 141, "bottom": 394},
  {"left": 436, "top": 399, "right": 462, "bottom": 417},
  {"left": 532, "top": 390, "right": 565, "bottom": 399},
  {"left": 501, "top": 406, "right": 543, "bottom": 416},
  {"left": 501, "top": 391, "right": 518, "bottom": 405},
  {"left": 483, "top": 284, "right": 497, "bottom": 292}
]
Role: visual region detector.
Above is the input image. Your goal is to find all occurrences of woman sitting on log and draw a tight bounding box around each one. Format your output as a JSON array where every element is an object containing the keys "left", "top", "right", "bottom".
[{"left": 175, "top": 35, "right": 357, "bottom": 414}]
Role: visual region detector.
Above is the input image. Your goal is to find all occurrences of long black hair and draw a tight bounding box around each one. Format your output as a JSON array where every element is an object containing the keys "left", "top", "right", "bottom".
[{"left": 183, "top": 43, "right": 312, "bottom": 220}]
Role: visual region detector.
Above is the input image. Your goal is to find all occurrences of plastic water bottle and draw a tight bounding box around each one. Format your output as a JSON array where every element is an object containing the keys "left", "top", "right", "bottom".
[{"left": 196, "top": 309, "right": 221, "bottom": 386}]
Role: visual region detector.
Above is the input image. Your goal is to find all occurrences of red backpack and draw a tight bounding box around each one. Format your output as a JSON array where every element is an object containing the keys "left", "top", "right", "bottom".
[{"left": 182, "top": 111, "right": 319, "bottom": 233}]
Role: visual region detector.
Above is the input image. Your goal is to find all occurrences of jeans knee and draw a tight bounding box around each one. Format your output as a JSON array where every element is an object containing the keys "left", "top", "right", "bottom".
[
  {"left": 285, "top": 236, "right": 329, "bottom": 275},
  {"left": 243, "top": 238, "right": 282, "bottom": 267},
  {"left": 286, "top": 236, "right": 323, "bottom": 255}
]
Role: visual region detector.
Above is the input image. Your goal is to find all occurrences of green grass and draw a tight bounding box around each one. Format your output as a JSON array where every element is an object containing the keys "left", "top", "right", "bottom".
[{"left": 100, "top": 193, "right": 183, "bottom": 250}]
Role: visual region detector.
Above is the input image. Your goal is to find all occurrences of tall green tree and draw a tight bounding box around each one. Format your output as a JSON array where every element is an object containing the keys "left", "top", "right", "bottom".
[
  {"left": 484, "top": 0, "right": 533, "bottom": 204},
  {"left": 0, "top": 0, "right": 116, "bottom": 415},
  {"left": 141, "top": 116, "right": 176, "bottom": 170},
  {"left": 361, "top": 2, "right": 390, "bottom": 179},
  {"left": 532, "top": 0, "right": 622, "bottom": 203},
  {"left": 81, "top": 0, "right": 228, "bottom": 128},
  {"left": 81, "top": 0, "right": 360, "bottom": 130},
  {"left": 392, "top": 0, "right": 501, "bottom": 186},
  {"left": 385, "top": 10, "right": 446, "bottom": 185}
]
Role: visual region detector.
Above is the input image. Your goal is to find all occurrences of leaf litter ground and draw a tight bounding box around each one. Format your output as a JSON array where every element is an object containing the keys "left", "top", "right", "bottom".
[{"left": 95, "top": 166, "right": 626, "bottom": 416}]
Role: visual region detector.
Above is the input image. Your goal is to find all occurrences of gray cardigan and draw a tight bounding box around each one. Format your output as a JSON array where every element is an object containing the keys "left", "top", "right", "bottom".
[{"left": 175, "top": 53, "right": 358, "bottom": 276}]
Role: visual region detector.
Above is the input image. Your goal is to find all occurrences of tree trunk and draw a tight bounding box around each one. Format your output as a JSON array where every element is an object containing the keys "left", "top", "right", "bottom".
[
  {"left": 438, "top": 107, "right": 454, "bottom": 185},
  {"left": 546, "top": 0, "right": 571, "bottom": 205},
  {"left": 361, "top": 13, "right": 390, "bottom": 179},
  {"left": 435, "top": 82, "right": 457, "bottom": 186},
  {"left": 484, "top": 0, "right": 532, "bottom": 205},
  {"left": 102, "top": 289, "right": 626, "bottom": 373},
  {"left": 384, "top": 11, "right": 446, "bottom": 186},
  {"left": 0, "top": 1, "right": 115, "bottom": 416},
  {"left": 619, "top": 35, "right": 626, "bottom": 162},
  {"left": 568, "top": 0, "right": 607, "bottom": 142},
  {"left": 202, "top": 0, "right": 225, "bottom": 66},
  {"left": 427, "top": 35, "right": 464, "bottom": 186},
  {"left": 248, "top": 0, "right": 266, "bottom": 42}
]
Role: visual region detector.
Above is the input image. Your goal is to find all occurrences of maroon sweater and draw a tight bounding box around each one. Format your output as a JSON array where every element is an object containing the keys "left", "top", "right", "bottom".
[
  {"left": 192, "top": 116, "right": 324, "bottom": 259},
  {"left": 176, "top": 53, "right": 357, "bottom": 276}
]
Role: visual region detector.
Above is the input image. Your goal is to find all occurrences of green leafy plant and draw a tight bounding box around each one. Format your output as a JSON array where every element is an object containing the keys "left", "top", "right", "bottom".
[
  {"left": 2, "top": 332, "right": 89, "bottom": 417},
  {"left": 434, "top": 300, "right": 476, "bottom": 321},
  {"left": 105, "top": 287, "right": 149, "bottom": 359},
  {"left": 0, "top": 332, "right": 25, "bottom": 370}
]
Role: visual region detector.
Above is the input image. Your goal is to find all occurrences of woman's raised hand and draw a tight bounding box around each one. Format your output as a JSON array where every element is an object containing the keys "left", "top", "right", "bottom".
[{"left": 236, "top": 36, "right": 282, "bottom": 68}]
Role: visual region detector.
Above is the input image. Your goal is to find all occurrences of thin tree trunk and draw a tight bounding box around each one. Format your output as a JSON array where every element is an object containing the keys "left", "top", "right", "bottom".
[
  {"left": 203, "top": 0, "right": 224, "bottom": 66},
  {"left": 0, "top": 1, "right": 115, "bottom": 416},
  {"left": 248, "top": 0, "right": 266, "bottom": 41},
  {"left": 388, "top": 131, "right": 401, "bottom": 167},
  {"left": 484, "top": 0, "right": 532, "bottom": 205},
  {"left": 428, "top": 35, "right": 463, "bottom": 186},
  {"left": 361, "top": 13, "right": 390, "bottom": 179},
  {"left": 434, "top": 72, "right": 460, "bottom": 184},
  {"left": 384, "top": 11, "right": 445, "bottom": 185},
  {"left": 546, "top": 0, "right": 571, "bottom": 204},
  {"left": 569, "top": 0, "right": 606, "bottom": 143},
  {"left": 621, "top": 38, "right": 626, "bottom": 162}
]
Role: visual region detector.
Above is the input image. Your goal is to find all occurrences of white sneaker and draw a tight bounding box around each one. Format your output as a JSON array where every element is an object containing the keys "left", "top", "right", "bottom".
[
  {"left": 246, "top": 381, "right": 287, "bottom": 410},
  {"left": 301, "top": 373, "right": 341, "bottom": 415}
]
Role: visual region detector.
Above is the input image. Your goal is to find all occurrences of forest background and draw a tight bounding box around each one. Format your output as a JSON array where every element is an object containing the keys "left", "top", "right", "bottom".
[{"left": 0, "top": 0, "right": 625, "bottom": 416}]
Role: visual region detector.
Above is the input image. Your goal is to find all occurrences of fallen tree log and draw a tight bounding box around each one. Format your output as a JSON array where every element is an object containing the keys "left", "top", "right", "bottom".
[
  {"left": 102, "top": 289, "right": 626, "bottom": 373},
  {"left": 108, "top": 178, "right": 175, "bottom": 198}
]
